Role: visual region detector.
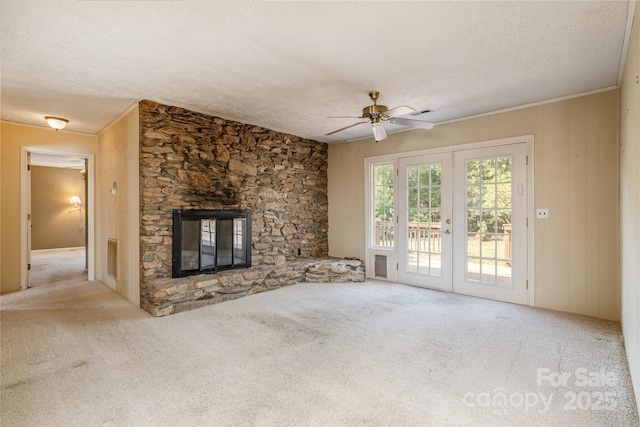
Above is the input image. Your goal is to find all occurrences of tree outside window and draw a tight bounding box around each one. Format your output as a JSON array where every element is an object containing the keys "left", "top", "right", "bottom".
[{"left": 374, "top": 164, "right": 394, "bottom": 247}]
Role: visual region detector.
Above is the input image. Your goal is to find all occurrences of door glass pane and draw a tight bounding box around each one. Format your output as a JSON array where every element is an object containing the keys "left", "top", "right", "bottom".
[
  {"left": 496, "top": 184, "right": 511, "bottom": 208},
  {"left": 481, "top": 159, "right": 496, "bottom": 182},
  {"left": 484, "top": 238, "right": 497, "bottom": 258},
  {"left": 467, "top": 210, "right": 481, "bottom": 232},
  {"left": 430, "top": 187, "right": 441, "bottom": 208},
  {"left": 484, "top": 210, "right": 497, "bottom": 233},
  {"left": 418, "top": 252, "right": 430, "bottom": 275},
  {"left": 430, "top": 254, "right": 442, "bottom": 277},
  {"left": 481, "top": 258, "right": 497, "bottom": 283},
  {"left": 467, "top": 185, "right": 481, "bottom": 208},
  {"left": 419, "top": 188, "right": 430, "bottom": 208},
  {"left": 430, "top": 166, "right": 441, "bottom": 186},
  {"left": 465, "top": 157, "right": 513, "bottom": 287},
  {"left": 496, "top": 157, "right": 512, "bottom": 182},
  {"left": 408, "top": 188, "right": 418, "bottom": 208},
  {"left": 467, "top": 256, "right": 481, "bottom": 281},
  {"left": 483, "top": 185, "right": 497, "bottom": 209},
  {"left": 420, "top": 166, "right": 430, "bottom": 186},
  {"left": 407, "top": 250, "right": 418, "bottom": 273},
  {"left": 405, "top": 163, "right": 442, "bottom": 277},
  {"left": 497, "top": 210, "right": 511, "bottom": 233},
  {"left": 467, "top": 161, "right": 480, "bottom": 184},
  {"left": 430, "top": 229, "right": 441, "bottom": 253},
  {"left": 408, "top": 167, "right": 418, "bottom": 187}
]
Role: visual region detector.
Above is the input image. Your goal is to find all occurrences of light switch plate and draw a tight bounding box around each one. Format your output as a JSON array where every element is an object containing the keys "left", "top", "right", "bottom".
[{"left": 536, "top": 208, "right": 549, "bottom": 219}]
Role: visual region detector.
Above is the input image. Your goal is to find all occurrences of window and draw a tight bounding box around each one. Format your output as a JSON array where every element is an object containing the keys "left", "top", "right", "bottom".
[{"left": 373, "top": 163, "right": 394, "bottom": 247}]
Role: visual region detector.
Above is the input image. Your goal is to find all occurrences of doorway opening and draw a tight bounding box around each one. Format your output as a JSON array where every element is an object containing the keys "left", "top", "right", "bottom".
[{"left": 20, "top": 148, "right": 95, "bottom": 289}]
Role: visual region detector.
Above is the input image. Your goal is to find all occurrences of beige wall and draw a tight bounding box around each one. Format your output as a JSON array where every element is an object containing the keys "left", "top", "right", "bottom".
[
  {"left": 328, "top": 89, "right": 620, "bottom": 321},
  {"left": 0, "top": 123, "right": 97, "bottom": 294},
  {"left": 619, "top": 2, "right": 640, "bottom": 414},
  {"left": 96, "top": 105, "right": 140, "bottom": 306},
  {"left": 31, "top": 166, "right": 86, "bottom": 250}
]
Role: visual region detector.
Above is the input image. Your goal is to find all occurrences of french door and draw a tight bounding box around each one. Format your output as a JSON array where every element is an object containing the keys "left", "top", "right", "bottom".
[
  {"left": 397, "top": 153, "right": 453, "bottom": 291},
  {"left": 397, "top": 143, "right": 528, "bottom": 305}
]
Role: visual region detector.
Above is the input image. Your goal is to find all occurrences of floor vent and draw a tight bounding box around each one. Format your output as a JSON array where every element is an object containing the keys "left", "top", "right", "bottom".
[
  {"left": 375, "top": 255, "right": 387, "bottom": 278},
  {"left": 107, "top": 239, "right": 118, "bottom": 279}
]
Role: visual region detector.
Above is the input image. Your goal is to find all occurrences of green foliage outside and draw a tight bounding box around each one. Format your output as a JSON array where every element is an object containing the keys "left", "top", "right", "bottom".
[
  {"left": 374, "top": 157, "right": 513, "bottom": 241},
  {"left": 407, "top": 164, "right": 441, "bottom": 224},
  {"left": 374, "top": 164, "right": 394, "bottom": 222},
  {"left": 466, "top": 157, "right": 512, "bottom": 237}
]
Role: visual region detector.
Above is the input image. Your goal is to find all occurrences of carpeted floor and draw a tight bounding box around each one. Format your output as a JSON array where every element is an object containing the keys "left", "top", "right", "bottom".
[
  {"left": 29, "top": 247, "right": 87, "bottom": 287},
  {"left": 1, "top": 279, "right": 637, "bottom": 426}
]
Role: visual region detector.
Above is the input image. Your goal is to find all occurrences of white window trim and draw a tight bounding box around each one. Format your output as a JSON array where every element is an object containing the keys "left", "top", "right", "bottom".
[{"left": 364, "top": 156, "right": 398, "bottom": 281}]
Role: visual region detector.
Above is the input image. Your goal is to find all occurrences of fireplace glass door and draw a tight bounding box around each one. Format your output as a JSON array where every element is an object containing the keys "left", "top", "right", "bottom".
[
  {"left": 215, "top": 218, "right": 247, "bottom": 267},
  {"left": 173, "top": 210, "right": 251, "bottom": 278}
]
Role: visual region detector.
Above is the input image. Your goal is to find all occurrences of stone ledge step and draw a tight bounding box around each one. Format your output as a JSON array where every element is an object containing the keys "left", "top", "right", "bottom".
[{"left": 142, "top": 258, "right": 364, "bottom": 317}]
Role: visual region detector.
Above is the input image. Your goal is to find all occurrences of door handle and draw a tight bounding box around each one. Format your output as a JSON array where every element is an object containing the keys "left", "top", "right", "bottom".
[{"left": 444, "top": 229, "right": 451, "bottom": 235}]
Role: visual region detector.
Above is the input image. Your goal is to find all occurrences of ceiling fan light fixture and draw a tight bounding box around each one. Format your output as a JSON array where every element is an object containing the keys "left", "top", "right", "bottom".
[
  {"left": 44, "top": 116, "right": 69, "bottom": 130},
  {"left": 326, "top": 91, "right": 434, "bottom": 141},
  {"left": 372, "top": 121, "right": 387, "bottom": 142}
]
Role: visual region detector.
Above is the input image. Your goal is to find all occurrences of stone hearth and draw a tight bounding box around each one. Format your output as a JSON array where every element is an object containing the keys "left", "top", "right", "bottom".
[{"left": 143, "top": 258, "right": 365, "bottom": 316}]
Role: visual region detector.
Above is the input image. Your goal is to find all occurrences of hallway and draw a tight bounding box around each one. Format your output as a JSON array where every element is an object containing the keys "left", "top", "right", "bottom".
[{"left": 29, "top": 247, "right": 87, "bottom": 288}]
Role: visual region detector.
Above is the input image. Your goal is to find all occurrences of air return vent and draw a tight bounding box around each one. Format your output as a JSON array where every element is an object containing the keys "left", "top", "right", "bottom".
[
  {"left": 374, "top": 255, "right": 387, "bottom": 278},
  {"left": 107, "top": 239, "right": 118, "bottom": 279}
]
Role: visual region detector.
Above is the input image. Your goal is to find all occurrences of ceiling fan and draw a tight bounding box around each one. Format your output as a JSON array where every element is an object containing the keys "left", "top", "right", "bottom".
[{"left": 326, "top": 91, "right": 434, "bottom": 142}]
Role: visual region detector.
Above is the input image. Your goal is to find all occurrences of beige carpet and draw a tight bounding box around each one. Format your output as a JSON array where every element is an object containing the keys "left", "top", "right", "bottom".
[
  {"left": 1, "top": 279, "right": 637, "bottom": 426},
  {"left": 29, "top": 247, "right": 87, "bottom": 288}
]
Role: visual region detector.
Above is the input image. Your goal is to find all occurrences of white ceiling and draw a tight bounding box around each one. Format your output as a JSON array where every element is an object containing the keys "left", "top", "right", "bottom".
[{"left": 1, "top": 1, "right": 633, "bottom": 143}]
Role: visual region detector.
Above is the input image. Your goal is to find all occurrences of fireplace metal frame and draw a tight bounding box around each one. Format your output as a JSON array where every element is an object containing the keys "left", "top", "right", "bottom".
[{"left": 172, "top": 209, "right": 252, "bottom": 278}]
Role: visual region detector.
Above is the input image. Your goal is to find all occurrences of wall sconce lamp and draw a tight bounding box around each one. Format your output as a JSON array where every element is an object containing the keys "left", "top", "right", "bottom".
[
  {"left": 69, "top": 195, "right": 82, "bottom": 209},
  {"left": 44, "top": 116, "right": 69, "bottom": 131}
]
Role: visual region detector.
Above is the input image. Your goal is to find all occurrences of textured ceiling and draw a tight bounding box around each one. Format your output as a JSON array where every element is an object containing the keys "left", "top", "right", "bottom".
[{"left": 0, "top": 1, "right": 633, "bottom": 143}]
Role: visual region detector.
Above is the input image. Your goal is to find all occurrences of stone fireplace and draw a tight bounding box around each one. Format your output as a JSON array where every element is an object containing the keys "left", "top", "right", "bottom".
[
  {"left": 138, "top": 100, "right": 343, "bottom": 315},
  {"left": 172, "top": 209, "right": 252, "bottom": 278}
]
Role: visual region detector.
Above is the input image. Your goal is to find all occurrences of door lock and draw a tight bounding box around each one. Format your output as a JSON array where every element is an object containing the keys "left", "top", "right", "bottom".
[{"left": 444, "top": 229, "right": 451, "bottom": 235}]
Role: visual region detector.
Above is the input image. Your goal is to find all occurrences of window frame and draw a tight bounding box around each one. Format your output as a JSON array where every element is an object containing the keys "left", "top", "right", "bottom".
[{"left": 365, "top": 157, "right": 398, "bottom": 251}]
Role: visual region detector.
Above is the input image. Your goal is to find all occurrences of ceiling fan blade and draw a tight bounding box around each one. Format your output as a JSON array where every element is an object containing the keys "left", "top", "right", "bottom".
[
  {"left": 325, "top": 121, "right": 369, "bottom": 136},
  {"left": 327, "top": 116, "right": 365, "bottom": 119},
  {"left": 390, "top": 117, "right": 435, "bottom": 130},
  {"left": 382, "top": 105, "right": 416, "bottom": 118}
]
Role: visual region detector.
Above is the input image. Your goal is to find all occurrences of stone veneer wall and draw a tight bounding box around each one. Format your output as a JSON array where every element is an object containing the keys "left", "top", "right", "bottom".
[{"left": 138, "top": 100, "right": 329, "bottom": 304}]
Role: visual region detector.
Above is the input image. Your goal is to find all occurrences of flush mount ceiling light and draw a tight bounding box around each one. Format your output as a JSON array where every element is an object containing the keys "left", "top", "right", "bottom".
[{"left": 44, "top": 116, "right": 69, "bottom": 130}]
